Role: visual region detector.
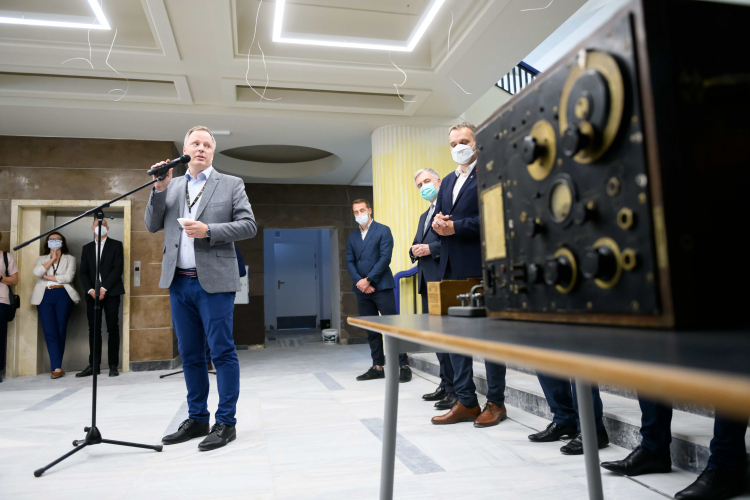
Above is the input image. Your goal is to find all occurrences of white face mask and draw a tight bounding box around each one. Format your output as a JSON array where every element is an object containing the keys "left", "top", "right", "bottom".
[
  {"left": 355, "top": 214, "right": 370, "bottom": 226},
  {"left": 451, "top": 143, "right": 476, "bottom": 165},
  {"left": 48, "top": 239, "right": 63, "bottom": 250},
  {"left": 94, "top": 226, "right": 108, "bottom": 237}
]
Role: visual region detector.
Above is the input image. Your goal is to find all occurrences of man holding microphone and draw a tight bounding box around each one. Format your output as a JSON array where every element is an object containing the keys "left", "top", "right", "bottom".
[{"left": 145, "top": 126, "right": 257, "bottom": 451}]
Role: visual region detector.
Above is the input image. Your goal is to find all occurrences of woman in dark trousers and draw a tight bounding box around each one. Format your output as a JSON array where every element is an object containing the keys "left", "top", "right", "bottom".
[
  {"left": 0, "top": 245, "right": 19, "bottom": 383},
  {"left": 30, "top": 233, "right": 81, "bottom": 379}
]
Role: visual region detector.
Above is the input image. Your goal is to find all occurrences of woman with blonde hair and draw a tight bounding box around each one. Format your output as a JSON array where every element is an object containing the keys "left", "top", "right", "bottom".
[{"left": 31, "top": 232, "right": 80, "bottom": 378}]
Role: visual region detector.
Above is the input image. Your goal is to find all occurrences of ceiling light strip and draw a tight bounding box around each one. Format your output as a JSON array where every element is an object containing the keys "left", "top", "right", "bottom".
[
  {"left": 272, "top": 0, "right": 445, "bottom": 52},
  {"left": 0, "top": 0, "right": 110, "bottom": 30}
]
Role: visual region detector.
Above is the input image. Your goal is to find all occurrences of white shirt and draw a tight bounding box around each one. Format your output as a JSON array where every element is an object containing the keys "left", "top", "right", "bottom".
[
  {"left": 87, "top": 237, "right": 107, "bottom": 293},
  {"left": 360, "top": 218, "right": 373, "bottom": 240},
  {"left": 177, "top": 166, "right": 213, "bottom": 269},
  {"left": 452, "top": 159, "right": 477, "bottom": 205}
]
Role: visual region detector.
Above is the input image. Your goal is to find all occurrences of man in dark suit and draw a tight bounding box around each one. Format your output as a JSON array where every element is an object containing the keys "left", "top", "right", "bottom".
[
  {"left": 346, "top": 199, "right": 411, "bottom": 382},
  {"left": 410, "top": 168, "right": 456, "bottom": 410},
  {"left": 430, "top": 122, "right": 507, "bottom": 428},
  {"left": 78, "top": 217, "right": 125, "bottom": 378}
]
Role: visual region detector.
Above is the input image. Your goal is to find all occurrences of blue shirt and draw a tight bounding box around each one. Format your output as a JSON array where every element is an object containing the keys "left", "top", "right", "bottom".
[{"left": 177, "top": 166, "right": 214, "bottom": 269}]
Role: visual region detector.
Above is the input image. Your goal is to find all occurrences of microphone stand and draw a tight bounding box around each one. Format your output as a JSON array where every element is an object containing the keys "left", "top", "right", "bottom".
[{"left": 14, "top": 173, "right": 170, "bottom": 477}]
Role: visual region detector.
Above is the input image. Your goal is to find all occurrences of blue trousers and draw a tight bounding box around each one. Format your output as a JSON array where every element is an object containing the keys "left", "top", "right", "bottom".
[
  {"left": 537, "top": 373, "right": 605, "bottom": 431},
  {"left": 450, "top": 353, "right": 506, "bottom": 408},
  {"left": 170, "top": 274, "right": 239, "bottom": 427},
  {"left": 638, "top": 398, "right": 673, "bottom": 457},
  {"left": 355, "top": 289, "right": 407, "bottom": 367},
  {"left": 37, "top": 288, "right": 74, "bottom": 371},
  {"left": 708, "top": 416, "right": 749, "bottom": 474},
  {"left": 421, "top": 292, "right": 454, "bottom": 392}
]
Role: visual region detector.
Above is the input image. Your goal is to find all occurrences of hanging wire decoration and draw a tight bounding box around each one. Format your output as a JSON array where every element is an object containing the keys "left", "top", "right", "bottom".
[
  {"left": 388, "top": 50, "right": 417, "bottom": 103},
  {"left": 105, "top": 29, "right": 129, "bottom": 101},
  {"left": 245, "top": 0, "right": 281, "bottom": 102},
  {"left": 521, "top": 0, "right": 554, "bottom": 12},
  {"left": 61, "top": 27, "right": 94, "bottom": 69},
  {"left": 448, "top": 11, "right": 471, "bottom": 94}
]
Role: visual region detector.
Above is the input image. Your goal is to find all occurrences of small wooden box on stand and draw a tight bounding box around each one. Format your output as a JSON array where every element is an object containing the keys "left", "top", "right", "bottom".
[{"left": 427, "top": 279, "right": 481, "bottom": 315}]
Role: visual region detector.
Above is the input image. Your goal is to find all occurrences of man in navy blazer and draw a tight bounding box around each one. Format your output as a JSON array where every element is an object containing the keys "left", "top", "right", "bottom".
[
  {"left": 346, "top": 199, "right": 410, "bottom": 382},
  {"left": 410, "top": 168, "right": 456, "bottom": 411},
  {"left": 430, "top": 122, "right": 508, "bottom": 428}
]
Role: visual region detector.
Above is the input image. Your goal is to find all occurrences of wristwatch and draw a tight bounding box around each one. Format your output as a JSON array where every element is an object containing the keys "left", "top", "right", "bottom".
[
  {"left": 366, "top": 277, "right": 373, "bottom": 284},
  {"left": 206, "top": 226, "right": 211, "bottom": 239}
]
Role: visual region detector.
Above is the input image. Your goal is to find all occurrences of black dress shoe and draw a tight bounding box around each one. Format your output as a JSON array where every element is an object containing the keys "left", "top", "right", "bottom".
[
  {"left": 198, "top": 422, "right": 236, "bottom": 451},
  {"left": 560, "top": 429, "right": 609, "bottom": 455},
  {"left": 434, "top": 392, "right": 459, "bottom": 410},
  {"left": 399, "top": 366, "right": 412, "bottom": 383},
  {"left": 109, "top": 366, "right": 119, "bottom": 377},
  {"left": 162, "top": 418, "right": 210, "bottom": 445},
  {"left": 423, "top": 386, "right": 446, "bottom": 401},
  {"left": 75, "top": 365, "right": 100, "bottom": 377},
  {"left": 601, "top": 445, "right": 672, "bottom": 476},
  {"left": 357, "top": 367, "right": 385, "bottom": 381},
  {"left": 528, "top": 422, "right": 578, "bottom": 443},
  {"left": 675, "top": 467, "right": 748, "bottom": 500}
]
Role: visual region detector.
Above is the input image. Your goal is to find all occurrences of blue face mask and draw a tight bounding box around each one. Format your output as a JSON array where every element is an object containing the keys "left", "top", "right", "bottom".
[
  {"left": 420, "top": 183, "right": 438, "bottom": 201},
  {"left": 48, "top": 239, "right": 63, "bottom": 250}
]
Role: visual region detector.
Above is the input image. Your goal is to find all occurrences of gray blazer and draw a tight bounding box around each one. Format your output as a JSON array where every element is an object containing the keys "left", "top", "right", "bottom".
[{"left": 144, "top": 170, "right": 257, "bottom": 293}]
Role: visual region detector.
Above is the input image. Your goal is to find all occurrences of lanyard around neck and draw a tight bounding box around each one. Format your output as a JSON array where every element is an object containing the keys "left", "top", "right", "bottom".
[{"left": 186, "top": 180, "right": 206, "bottom": 214}]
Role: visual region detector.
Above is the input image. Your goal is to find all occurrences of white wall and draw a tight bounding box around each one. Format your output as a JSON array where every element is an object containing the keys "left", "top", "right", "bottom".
[{"left": 263, "top": 228, "right": 332, "bottom": 331}]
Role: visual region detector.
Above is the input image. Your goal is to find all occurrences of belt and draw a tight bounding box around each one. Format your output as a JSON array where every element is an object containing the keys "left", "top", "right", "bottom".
[
  {"left": 176, "top": 267, "right": 198, "bottom": 278},
  {"left": 46, "top": 285, "right": 65, "bottom": 289}
]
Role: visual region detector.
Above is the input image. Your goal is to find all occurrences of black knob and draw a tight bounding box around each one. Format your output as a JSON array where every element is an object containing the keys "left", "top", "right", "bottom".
[
  {"left": 562, "top": 125, "right": 590, "bottom": 157},
  {"left": 572, "top": 202, "right": 592, "bottom": 226},
  {"left": 521, "top": 135, "right": 545, "bottom": 164},
  {"left": 526, "top": 217, "right": 544, "bottom": 237},
  {"left": 582, "top": 246, "right": 617, "bottom": 281},
  {"left": 527, "top": 263, "right": 543, "bottom": 284},
  {"left": 544, "top": 255, "right": 573, "bottom": 288}
]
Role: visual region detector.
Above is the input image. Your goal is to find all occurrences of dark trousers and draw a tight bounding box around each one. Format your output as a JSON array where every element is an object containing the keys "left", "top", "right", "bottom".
[
  {"left": 86, "top": 294, "right": 121, "bottom": 368},
  {"left": 355, "top": 288, "right": 407, "bottom": 367},
  {"left": 708, "top": 416, "right": 749, "bottom": 474},
  {"left": 0, "top": 302, "right": 9, "bottom": 373},
  {"left": 638, "top": 398, "right": 673, "bottom": 457},
  {"left": 170, "top": 273, "right": 240, "bottom": 427},
  {"left": 421, "top": 292, "right": 454, "bottom": 392},
  {"left": 450, "top": 353, "right": 506, "bottom": 408},
  {"left": 37, "top": 288, "right": 74, "bottom": 371},
  {"left": 538, "top": 373, "right": 606, "bottom": 431}
]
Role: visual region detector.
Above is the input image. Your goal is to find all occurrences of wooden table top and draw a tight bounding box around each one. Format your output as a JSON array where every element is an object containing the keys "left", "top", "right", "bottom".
[{"left": 348, "top": 315, "right": 750, "bottom": 420}]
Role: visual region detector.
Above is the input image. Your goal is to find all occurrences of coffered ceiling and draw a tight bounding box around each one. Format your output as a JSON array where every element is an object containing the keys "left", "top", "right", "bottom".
[{"left": 0, "top": 0, "right": 585, "bottom": 185}]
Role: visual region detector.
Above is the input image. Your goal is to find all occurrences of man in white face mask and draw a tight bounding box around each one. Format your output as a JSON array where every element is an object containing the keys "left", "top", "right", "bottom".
[{"left": 78, "top": 217, "right": 125, "bottom": 378}]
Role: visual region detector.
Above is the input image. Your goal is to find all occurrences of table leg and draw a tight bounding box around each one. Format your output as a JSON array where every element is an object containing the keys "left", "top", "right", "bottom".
[
  {"left": 575, "top": 379, "right": 604, "bottom": 500},
  {"left": 380, "top": 335, "right": 400, "bottom": 500}
]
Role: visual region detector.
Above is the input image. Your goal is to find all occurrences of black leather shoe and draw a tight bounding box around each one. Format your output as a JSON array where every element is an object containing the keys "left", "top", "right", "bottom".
[
  {"left": 560, "top": 429, "right": 609, "bottom": 455},
  {"left": 357, "top": 367, "right": 385, "bottom": 381},
  {"left": 601, "top": 445, "right": 672, "bottom": 476},
  {"left": 399, "top": 366, "right": 412, "bottom": 383},
  {"left": 75, "top": 365, "right": 100, "bottom": 377},
  {"left": 675, "top": 467, "right": 748, "bottom": 500},
  {"left": 434, "top": 392, "right": 459, "bottom": 410},
  {"left": 423, "top": 386, "right": 446, "bottom": 401},
  {"left": 109, "top": 366, "right": 119, "bottom": 377},
  {"left": 162, "top": 418, "right": 210, "bottom": 445},
  {"left": 528, "top": 422, "right": 578, "bottom": 443},
  {"left": 198, "top": 422, "right": 236, "bottom": 451}
]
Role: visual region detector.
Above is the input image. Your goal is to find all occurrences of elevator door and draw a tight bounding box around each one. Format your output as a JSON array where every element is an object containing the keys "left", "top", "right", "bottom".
[{"left": 43, "top": 211, "right": 125, "bottom": 372}]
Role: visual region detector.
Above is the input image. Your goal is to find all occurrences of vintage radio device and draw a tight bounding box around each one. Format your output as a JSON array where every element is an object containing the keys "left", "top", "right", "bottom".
[{"left": 476, "top": 0, "right": 750, "bottom": 328}]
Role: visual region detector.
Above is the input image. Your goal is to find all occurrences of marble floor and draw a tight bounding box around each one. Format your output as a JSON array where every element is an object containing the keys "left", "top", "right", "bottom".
[{"left": 1, "top": 331, "right": 747, "bottom": 500}]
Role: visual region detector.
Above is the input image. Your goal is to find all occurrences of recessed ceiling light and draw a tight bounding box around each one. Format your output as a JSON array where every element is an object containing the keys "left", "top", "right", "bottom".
[
  {"left": 0, "top": 0, "right": 110, "bottom": 30},
  {"left": 212, "top": 131, "right": 231, "bottom": 136},
  {"left": 272, "top": 0, "right": 445, "bottom": 52}
]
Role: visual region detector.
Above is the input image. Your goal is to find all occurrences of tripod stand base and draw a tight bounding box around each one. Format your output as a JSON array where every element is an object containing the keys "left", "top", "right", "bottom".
[{"left": 34, "top": 426, "right": 162, "bottom": 477}]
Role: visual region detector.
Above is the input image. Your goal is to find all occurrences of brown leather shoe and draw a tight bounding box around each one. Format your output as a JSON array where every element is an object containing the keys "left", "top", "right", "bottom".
[
  {"left": 431, "top": 402, "right": 481, "bottom": 425},
  {"left": 51, "top": 369, "right": 65, "bottom": 379},
  {"left": 474, "top": 402, "right": 507, "bottom": 428}
]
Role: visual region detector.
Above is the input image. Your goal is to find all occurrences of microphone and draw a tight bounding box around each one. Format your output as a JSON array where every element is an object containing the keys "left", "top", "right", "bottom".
[{"left": 147, "top": 154, "right": 191, "bottom": 177}]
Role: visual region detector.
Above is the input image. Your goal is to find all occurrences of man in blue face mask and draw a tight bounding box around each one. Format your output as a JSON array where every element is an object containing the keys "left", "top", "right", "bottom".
[{"left": 410, "top": 169, "right": 457, "bottom": 410}]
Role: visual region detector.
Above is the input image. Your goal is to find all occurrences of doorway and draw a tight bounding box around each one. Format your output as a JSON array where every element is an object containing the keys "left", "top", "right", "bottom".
[{"left": 263, "top": 229, "right": 334, "bottom": 332}]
